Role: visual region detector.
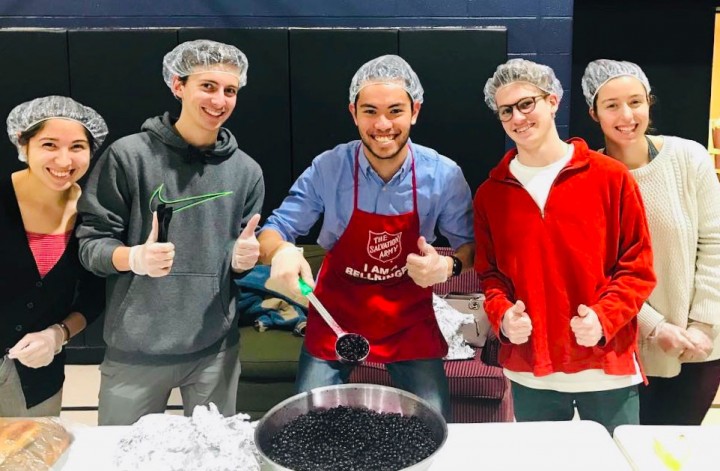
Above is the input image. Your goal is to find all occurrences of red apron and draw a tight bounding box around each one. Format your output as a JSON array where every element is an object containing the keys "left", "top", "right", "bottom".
[{"left": 305, "top": 143, "right": 448, "bottom": 363}]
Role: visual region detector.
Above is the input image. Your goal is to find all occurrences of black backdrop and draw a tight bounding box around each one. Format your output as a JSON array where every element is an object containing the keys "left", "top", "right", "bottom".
[
  {"left": 0, "top": 27, "right": 506, "bottom": 362},
  {"left": 570, "top": 0, "right": 717, "bottom": 149}
]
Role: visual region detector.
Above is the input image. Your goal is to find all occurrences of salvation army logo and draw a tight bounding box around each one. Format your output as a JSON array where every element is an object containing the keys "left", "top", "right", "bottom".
[{"left": 367, "top": 231, "right": 402, "bottom": 263}]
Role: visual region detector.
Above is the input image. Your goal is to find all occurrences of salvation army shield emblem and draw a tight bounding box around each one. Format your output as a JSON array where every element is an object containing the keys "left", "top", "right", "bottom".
[{"left": 367, "top": 230, "right": 402, "bottom": 263}]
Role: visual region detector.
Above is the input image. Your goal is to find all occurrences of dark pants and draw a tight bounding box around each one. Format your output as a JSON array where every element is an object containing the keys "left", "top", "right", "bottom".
[
  {"left": 640, "top": 358, "right": 720, "bottom": 425},
  {"left": 296, "top": 345, "right": 452, "bottom": 421},
  {"left": 511, "top": 381, "right": 639, "bottom": 434}
]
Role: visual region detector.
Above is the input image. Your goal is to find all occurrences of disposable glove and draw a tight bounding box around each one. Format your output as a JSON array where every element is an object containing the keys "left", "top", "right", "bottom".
[
  {"left": 406, "top": 237, "right": 449, "bottom": 288},
  {"left": 679, "top": 323, "right": 714, "bottom": 362},
  {"left": 650, "top": 320, "right": 695, "bottom": 357},
  {"left": 501, "top": 300, "right": 532, "bottom": 344},
  {"left": 268, "top": 244, "right": 314, "bottom": 301},
  {"left": 7, "top": 326, "right": 64, "bottom": 368},
  {"left": 232, "top": 214, "right": 261, "bottom": 272},
  {"left": 129, "top": 211, "right": 175, "bottom": 277},
  {"left": 570, "top": 304, "right": 604, "bottom": 347}
]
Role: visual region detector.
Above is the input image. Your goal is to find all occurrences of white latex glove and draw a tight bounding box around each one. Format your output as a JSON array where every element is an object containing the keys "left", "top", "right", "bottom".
[
  {"left": 129, "top": 211, "right": 175, "bottom": 277},
  {"left": 501, "top": 300, "right": 532, "bottom": 344},
  {"left": 268, "top": 245, "right": 314, "bottom": 301},
  {"left": 651, "top": 321, "right": 695, "bottom": 357},
  {"left": 405, "top": 237, "right": 449, "bottom": 288},
  {"left": 232, "top": 214, "right": 261, "bottom": 272},
  {"left": 570, "top": 304, "right": 604, "bottom": 347},
  {"left": 679, "top": 324, "right": 714, "bottom": 363},
  {"left": 7, "top": 326, "right": 64, "bottom": 368}
]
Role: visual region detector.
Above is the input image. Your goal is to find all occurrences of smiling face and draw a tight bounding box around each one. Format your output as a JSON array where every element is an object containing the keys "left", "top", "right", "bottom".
[
  {"left": 172, "top": 68, "right": 240, "bottom": 138},
  {"left": 349, "top": 82, "right": 420, "bottom": 165},
  {"left": 591, "top": 75, "right": 650, "bottom": 147},
  {"left": 495, "top": 82, "right": 558, "bottom": 150},
  {"left": 21, "top": 118, "right": 91, "bottom": 192}
]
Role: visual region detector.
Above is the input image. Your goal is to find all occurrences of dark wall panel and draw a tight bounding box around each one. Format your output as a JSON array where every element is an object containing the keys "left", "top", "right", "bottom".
[
  {"left": 570, "top": 0, "right": 716, "bottom": 150},
  {"left": 68, "top": 30, "right": 179, "bottom": 158},
  {"left": 288, "top": 29, "right": 397, "bottom": 244},
  {"left": 179, "top": 28, "right": 292, "bottom": 214},
  {"left": 67, "top": 30, "right": 178, "bottom": 354},
  {"left": 289, "top": 28, "right": 398, "bottom": 180},
  {"left": 399, "top": 28, "right": 506, "bottom": 192},
  {"left": 0, "top": 30, "right": 70, "bottom": 177}
]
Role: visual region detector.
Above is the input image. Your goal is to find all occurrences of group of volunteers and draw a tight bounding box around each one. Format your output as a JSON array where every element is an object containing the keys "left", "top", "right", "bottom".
[{"left": 1, "top": 38, "right": 717, "bottom": 435}]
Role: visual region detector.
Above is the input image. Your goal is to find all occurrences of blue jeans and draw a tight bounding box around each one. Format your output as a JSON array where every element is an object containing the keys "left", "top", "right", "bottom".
[
  {"left": 296, "top": 345, "right": 452, "bottom": 421},
  {"left": 511, "top": 381, "right": 639, "bottom": 434}
]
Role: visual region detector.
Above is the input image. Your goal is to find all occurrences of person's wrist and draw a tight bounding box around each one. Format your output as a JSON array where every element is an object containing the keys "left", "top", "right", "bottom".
[
  {"left": 444, "top": 256, "right": 453, "bottom": 279},
  {"left": 128, "top": 245, "right": 147, "bottom": 275},
  {"left": 272, "top": 244, "right": 303, "bottom": 262},
  {"left": 50, "top": 324, "right": 68, "bottom": 354},
  {"left": 647, "top": 319, "right": 666, "bottom": 341}
]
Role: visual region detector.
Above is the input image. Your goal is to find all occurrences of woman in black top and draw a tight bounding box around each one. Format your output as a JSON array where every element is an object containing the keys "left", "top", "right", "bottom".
[{"left": 0, "top": 96, "right": 108, "bottom": 416}]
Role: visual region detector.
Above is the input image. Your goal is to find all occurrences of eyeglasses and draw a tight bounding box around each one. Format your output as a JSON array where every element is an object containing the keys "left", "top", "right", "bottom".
[{"left": 496, "top": 94, "right": 549, "bottom": 122}]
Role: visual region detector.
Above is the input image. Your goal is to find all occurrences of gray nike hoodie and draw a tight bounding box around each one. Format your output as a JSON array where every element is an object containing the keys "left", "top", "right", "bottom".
[{"left": 77, "top": 113, "right": 264, "bottom": 363}]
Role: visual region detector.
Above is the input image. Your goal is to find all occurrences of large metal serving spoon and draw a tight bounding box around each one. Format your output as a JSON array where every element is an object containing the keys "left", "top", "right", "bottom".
[{"left": 298, "top": 279, "right": 370, "bottom": 364}]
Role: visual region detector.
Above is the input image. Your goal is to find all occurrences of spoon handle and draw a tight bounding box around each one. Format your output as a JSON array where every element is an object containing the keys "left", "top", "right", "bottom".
[{"left": 298, "top": 279, "right": 346, "bottom": 337}]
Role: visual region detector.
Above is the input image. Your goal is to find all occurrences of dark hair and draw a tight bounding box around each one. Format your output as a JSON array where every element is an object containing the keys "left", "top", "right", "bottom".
[{"left": 18, "top": 120, "right": 95, "bottom": 150}]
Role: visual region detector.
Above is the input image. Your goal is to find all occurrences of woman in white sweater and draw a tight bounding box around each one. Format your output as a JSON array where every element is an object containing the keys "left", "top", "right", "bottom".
[{"left": 581, "top": 59, "right": 720, "bottom": 425}]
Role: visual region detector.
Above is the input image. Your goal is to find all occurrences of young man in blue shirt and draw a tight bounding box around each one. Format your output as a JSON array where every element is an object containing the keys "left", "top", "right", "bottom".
[{"left": 257, "top": 55, "right": 474, "bottom": 420}]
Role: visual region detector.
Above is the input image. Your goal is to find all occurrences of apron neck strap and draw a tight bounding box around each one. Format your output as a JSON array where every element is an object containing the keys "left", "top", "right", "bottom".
[{"left": 353, "top": 143, "right": 417, "bottom": 211}]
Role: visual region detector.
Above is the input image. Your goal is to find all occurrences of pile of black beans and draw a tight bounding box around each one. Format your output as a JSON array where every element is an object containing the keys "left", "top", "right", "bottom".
[
  {"left": 267, "top": 406, "right": 439, "bottom": 470},
  {"left": 335, "top": 334, "right": 370, "bottom": 363}
]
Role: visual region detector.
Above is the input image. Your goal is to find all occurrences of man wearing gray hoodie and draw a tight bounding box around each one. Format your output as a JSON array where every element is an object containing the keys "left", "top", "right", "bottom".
[{"left": 77, "top": 40, "right": 264, "bottom": 425}]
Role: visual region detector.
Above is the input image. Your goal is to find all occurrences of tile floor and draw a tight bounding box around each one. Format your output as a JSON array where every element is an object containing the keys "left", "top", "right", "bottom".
[{"left": 61, "top": 364, "right": 720, "bottom": 426}]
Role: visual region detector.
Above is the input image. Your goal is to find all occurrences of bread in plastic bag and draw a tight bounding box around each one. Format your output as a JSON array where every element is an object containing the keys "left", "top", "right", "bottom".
[{"left": 0, "top": 417, "right": 71, "bottom": 470}]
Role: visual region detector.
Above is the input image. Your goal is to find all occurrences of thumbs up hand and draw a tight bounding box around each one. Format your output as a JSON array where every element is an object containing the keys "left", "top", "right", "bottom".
[
  {"left": 501, "top": 300, "right": 532, "bottom": 344},
  {"left": 570, "top": 304, "right": 603, "bottom": 347},
  {"left": 232, "top": 214, "right": 261, "bottom": 272},
  {"left": 129, "top": 211, "right": 176, "bottom": 277},
  {"left": 406, "top": 237, "right": 451, "bottom": 288}
]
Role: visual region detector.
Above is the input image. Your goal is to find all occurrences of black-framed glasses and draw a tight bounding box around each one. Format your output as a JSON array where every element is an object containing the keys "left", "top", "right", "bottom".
[{"left": 496, "top": 94, "right": 549, "bottom": 122}]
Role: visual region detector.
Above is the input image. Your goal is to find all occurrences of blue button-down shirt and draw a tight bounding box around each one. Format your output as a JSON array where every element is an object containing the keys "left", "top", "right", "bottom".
[{"left": 262, "top": 140, "right": 474, "bottom": 250}]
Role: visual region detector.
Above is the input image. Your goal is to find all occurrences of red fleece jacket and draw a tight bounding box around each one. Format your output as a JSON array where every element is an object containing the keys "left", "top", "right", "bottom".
[{"left": 474, "top": 138, "right": 656, "bottom": 377}]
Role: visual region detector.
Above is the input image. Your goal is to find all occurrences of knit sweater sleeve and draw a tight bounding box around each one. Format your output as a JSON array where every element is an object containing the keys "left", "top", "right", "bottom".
[
  {"left": 688, "top": 143, "right": 720, "bottom": 328},
  {"left": 637, "top": 301, "right": 666, "bottom": 339}
]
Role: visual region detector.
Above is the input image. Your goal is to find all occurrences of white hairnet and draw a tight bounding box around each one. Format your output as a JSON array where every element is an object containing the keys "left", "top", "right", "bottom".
[
  {"left": 483, "top": 58, "right": 563, "bottom": 111},
  {"left": 581, "top": 59, "right": 651, "bottom": 107},
  {"left": 349, "top": 55, "right": 424, "bottom": 104},
  {"left": 162, "top": 39, "right": 248, "bottom": 90},
  {"left": 6, "top": 95, "right": 108, "bottom": 163}
]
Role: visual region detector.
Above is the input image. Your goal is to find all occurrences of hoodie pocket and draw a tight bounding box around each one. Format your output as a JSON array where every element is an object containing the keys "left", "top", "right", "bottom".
[{"left": 106, "top": 272, "right": 231, "bottom": 355}]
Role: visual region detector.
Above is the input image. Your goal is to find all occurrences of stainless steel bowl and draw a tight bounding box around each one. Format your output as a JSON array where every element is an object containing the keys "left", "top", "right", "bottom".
[{"left": 254, "top": 383, "right": 448, "bottom": 471}]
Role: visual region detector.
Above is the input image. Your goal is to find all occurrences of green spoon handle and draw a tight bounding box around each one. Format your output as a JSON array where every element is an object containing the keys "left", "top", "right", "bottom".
[{"left": 298, "top": 278, "right": 345, "bottom": 337}]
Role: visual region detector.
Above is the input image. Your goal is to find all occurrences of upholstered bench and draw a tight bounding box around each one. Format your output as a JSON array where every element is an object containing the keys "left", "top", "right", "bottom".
[{"left": 348, "top": 344, "right": 512, "bottom": 422}]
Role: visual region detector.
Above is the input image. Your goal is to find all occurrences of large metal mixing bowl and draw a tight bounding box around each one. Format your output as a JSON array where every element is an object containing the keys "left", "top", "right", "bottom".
[{"left": 254, "top": 383, "right": 448, "bottom": 471}]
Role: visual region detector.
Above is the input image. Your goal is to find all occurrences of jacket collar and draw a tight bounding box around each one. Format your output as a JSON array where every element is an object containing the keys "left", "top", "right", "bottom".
[{"left": 489, "top": 137, "right": 591, "bottom": 182}]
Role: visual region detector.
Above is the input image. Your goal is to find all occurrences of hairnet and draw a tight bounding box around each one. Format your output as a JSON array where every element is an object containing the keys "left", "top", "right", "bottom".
[
  {"left": 581, "top": 59, "right": 651, "bottom": 107},
  {"left": 162, "top": 39, "right": 249, "bottom": 90},
  {"left": 349, "top": 55, "right": 424, "bottom": 104},
  {"left": 483, "top": 58, "right": 563, "bottom": 111},
  {"left": 6, "top": 95, "right": 109, "bottom": 162}
]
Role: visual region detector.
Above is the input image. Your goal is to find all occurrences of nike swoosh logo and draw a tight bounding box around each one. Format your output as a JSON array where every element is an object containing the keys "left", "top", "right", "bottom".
[{"left": 149, "top": 184, "right": 233, "bottom": 214}]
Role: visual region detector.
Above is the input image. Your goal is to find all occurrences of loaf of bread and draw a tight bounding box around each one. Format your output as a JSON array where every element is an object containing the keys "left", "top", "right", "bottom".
[{"left": 0, "top": 418, "right": 71, "bottom": 470}]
